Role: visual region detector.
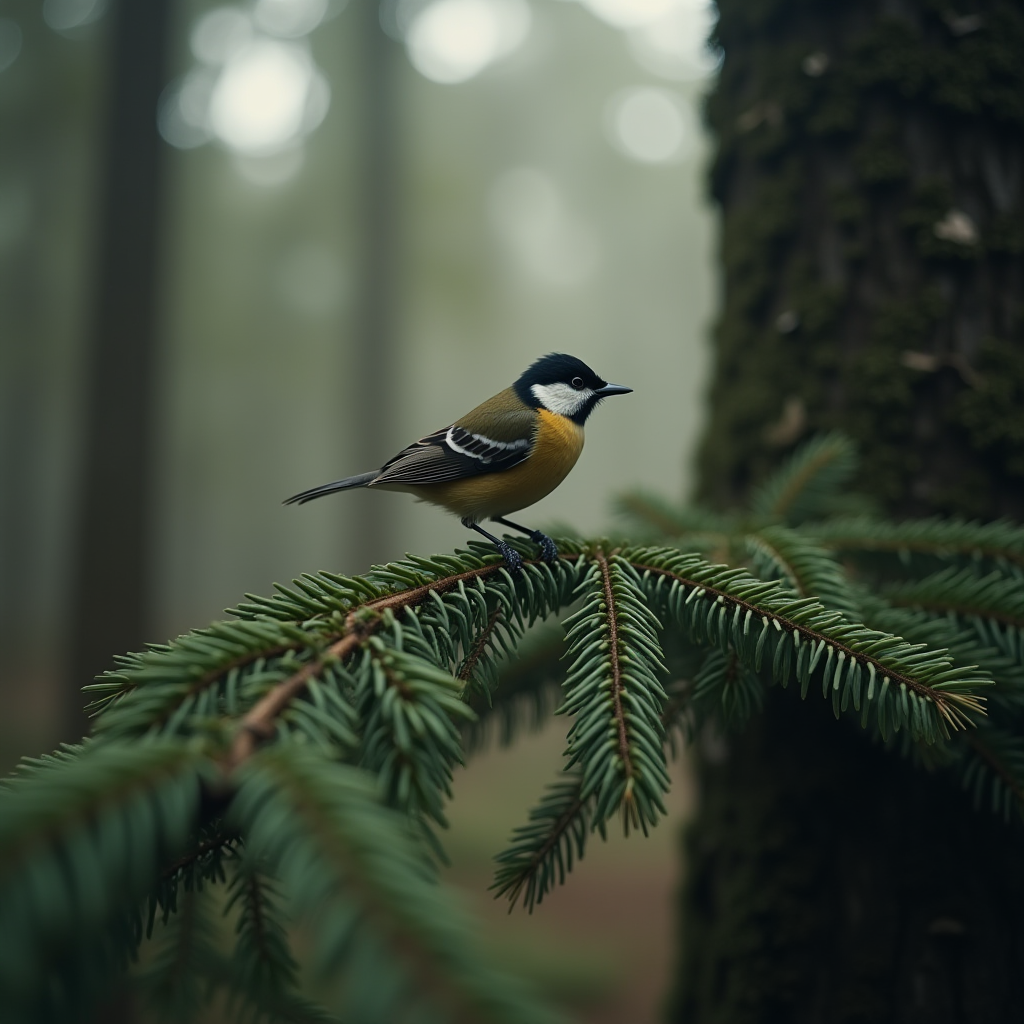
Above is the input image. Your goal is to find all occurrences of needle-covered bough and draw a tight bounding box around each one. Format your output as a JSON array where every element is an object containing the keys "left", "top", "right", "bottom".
[{"left": 2, "top": 434, "right": 1021, "bottom": 1024}]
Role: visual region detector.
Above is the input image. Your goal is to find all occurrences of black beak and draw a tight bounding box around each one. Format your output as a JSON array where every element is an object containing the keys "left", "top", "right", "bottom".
[{"left": 594, "top": 383, "right": 633, "bottom": 397}]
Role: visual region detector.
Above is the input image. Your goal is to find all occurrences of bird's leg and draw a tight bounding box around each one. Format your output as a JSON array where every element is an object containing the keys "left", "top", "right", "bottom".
[
  {"left": 491, "top": 516, "right": 558, "bottom": 563},
  {"left": 461, "top": 517, "right": 523, "bottom": 575}
]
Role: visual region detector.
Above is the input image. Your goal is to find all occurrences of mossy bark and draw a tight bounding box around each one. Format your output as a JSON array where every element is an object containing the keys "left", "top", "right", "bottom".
[
  {"left": 674, "top": 693, "right": 1024, "bottom": 1024},
  {"left": 673, "top": 1, "right": 1024, "bottom": 1020},
  {"left": 697, "top": 0, "right": 1024, "bottom": 518}
]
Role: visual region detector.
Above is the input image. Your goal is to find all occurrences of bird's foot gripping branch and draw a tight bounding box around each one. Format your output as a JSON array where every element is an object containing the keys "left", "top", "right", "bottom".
[{"left": 2, "top": 517, "right": 1013, "bottom": 1021}]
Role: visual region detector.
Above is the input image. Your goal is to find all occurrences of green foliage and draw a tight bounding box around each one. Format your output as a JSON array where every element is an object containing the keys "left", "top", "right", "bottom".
[
  {"left": 561, "top": 554, "right": 670, "bottom": 833},
  {"left": 491, "top": 774, "right": 597, "bottom": 913},
  {"left": 1, "top": 434, "right": 1021, "bottom": 1021},
  {"left": 750, "top": 432, "right": 858, "bottom": 524}
]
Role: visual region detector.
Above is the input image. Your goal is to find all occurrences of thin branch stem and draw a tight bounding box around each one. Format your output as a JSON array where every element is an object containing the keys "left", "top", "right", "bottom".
[
  {"left": 161, "top": 830, "right": 241, "bottom": 880},
  {"left": 228, "top": 563, "right": 511, "bottom": 769},
  {"left": 594, "top": 552, "right": 634, "bottom": 784},
  {"left": 457, "top": 606, "right": 502, "bottom": 682},
  {"left": 497, "top": 785, "right": 587, "bottom": 911},
  {"left": 632, "top": 562, "right": 986, "bottom": 727}
]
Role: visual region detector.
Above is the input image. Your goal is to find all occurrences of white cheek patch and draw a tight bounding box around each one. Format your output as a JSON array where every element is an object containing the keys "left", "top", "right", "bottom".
[{"left": 531, "top": 382, "right": 594, "bottom": 417}]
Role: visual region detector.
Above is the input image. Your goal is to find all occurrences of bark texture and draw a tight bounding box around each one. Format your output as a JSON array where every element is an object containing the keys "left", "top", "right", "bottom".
[
  {"left": 673, "top": 1, "right": 1024, "bottom": 1020},
  {"left": 697, "top": 0, "right": 1024, "bottom": 518},
  {"left": 673, "top": 693, "right": 1024, "bottom": 1024}
]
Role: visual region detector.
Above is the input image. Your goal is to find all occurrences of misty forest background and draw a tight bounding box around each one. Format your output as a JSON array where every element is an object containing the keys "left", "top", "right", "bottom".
[
  {"left": 3, "top": 0, "right": 1024, "bottom": 1021},
  {"left": 1, "top": 0, "right": 717, "bottom": 1020}
]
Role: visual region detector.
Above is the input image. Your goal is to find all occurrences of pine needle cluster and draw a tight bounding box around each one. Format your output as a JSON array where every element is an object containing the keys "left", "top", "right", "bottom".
[{"left": 2, "top": 432, "right": 1021, "bottom": 1022}]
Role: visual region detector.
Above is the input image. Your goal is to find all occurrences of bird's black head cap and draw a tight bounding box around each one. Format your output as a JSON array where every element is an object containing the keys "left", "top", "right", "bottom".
[{"left": 513, "top": 353, "right": 631, "bottom": 423}]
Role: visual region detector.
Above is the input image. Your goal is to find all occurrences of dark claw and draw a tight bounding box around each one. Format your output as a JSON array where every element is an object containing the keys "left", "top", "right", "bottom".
[
  {"left": 495, "top": 541, "right": 524, "bottom": 576},
  {"left": 530, "top": 531, "right": 559, "bottom": 563}
]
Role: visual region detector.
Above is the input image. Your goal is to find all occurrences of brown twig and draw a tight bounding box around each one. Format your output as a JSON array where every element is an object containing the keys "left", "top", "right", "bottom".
[
  {"left": 457, "top": 606, "right": 503, "bottom": 682},
  {"left": 161, "top": 830, "right": 241, "bottom": 880},
  {"left": 632, "top": 562, "right": 987, "bottom": 732},
  {"left": 496, "top": 783, "right": 587, "bottom": 912},
  {"left": 227, "top": 563, "right": 511, "bottom": 770},
  {"left": 594, "top": 551, "right": 635, "bottom": 801}
]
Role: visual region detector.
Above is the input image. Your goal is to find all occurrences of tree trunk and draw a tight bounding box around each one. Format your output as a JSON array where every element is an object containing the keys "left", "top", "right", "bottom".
[
  {"left": 66, "top": 0, "right": 171, "bottom": 741},
  {"left": 696, "top": 0, "right": 1024, "bottom": 520},
  {"left": 672, "top": 1, "right": 1024, "bottom": 1020}
]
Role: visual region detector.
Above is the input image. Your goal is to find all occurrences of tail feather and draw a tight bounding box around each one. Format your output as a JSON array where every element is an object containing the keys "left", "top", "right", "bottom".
[{"left": 283, "top": 471, "right": 379, "bottom": 505}]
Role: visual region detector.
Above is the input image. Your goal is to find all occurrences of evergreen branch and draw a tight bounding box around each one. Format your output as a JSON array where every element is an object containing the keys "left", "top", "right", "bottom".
[
  {"left": 860, "top": 598, "right": 1024, "bottom": 704},
  {"left": 745, "top": 523, "right": 859, "bottom": 618},
  {"left": 613, "top": 491, "right": 736, "bottom": 548},
  {"left": 451, "top": 595, "right": 530, "bottom": 713},
  {"left": 0, "top": 742, "right": 206, "bottom": 1021},
  {"left": 691, "top": 648, "right": 764, "bottom": 727},
  {"left": 160, "top": 827, "right": 242, "bottom": 885},
  {"left": 227, "top": 561, "right": 517, "bottom": 768},
  {"left": 458, "top": 606, "right": 503, "bottom": 682},
  {"left": 462, "top": 624, "right": 565, "bottom": 752},
  {"left": 806, "top": 516, "right": 1024, "bottom": 569},
  {"left": 232, "top": 745, "right": 563, "bottom": 1024},
  {"left": 226, "top": 859, "right": 301, "bottom": 997},
  {"left": 491, "top": 774, "right": 598, "bottom": 912},
  {"left": 962, "top": 727, "right": 1024, "bottom": 822},
  {"left": 751, "top": 432, "right": 858, "bottom": 524},
  {"left": 881, "top": 567, "right": 1024, "bottom": 629},
  {"left": 629, "top": 548, "right": 991, "bottom": 741},
  {"left": 355, "top": 632, "right": 474, "bottom": 832},
  {"left": 561, "top": 551, "right": 670, "bottom": 834},
  {"left": 2, "top": 741, "right": 89, "bottom": 785},
  {"left": 92, "top": 553, "right": 517, "bottom": 749},
  {"left": 137, "top": 885, "right": 223, "bottom": 1022}
]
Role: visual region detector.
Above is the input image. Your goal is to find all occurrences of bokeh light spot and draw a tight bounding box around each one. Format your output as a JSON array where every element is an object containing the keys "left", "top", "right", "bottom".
[
  {"left": 606, "top": 87, "right": 689, "bottom": 164},
  {"left": 209, "top": 41, "right": 324, "bottom": 154},
  {"left": 158, "top": 70, "right": 217, "bottom": 150},
  {"left": 406, "top": 0, "right": 531, "bottom": 84},
  {"left": 190, "top": 7, "right": 253, "bottom": 66},
  {"left": 254, "top": 0, "right": 332, "bottom": 37},
  {"left": 42, "top": 0, "right": 106, "bottom": 33},
  {"left": 627, "top": 0, "right": 721, "bottom": 80},
  {"left": 580, "top": 0, "right": 675, "bottom": 29}
]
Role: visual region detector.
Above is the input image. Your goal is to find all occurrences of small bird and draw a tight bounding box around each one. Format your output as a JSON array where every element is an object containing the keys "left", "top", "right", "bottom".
[{"left": 285, "top": 353, "right": 632, "bottom": 571}]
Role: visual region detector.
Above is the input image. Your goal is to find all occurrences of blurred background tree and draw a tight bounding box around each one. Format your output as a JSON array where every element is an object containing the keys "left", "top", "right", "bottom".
[
  {"left": 673, "top": 1, "right": 1024, "bottom": 1020},
  {"left": 0, "top": 0, "right": 719, "bottom": 1019}
]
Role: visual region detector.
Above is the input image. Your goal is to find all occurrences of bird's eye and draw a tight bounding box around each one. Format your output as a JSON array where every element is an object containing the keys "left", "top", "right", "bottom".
[{"left": 571, "top": 377, "right": 585, "bottom": 390}]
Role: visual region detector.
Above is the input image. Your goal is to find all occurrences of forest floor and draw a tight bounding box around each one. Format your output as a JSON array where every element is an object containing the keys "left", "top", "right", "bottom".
[{"left": 444, "top": 719, "right": 696, "bottom": 1023}]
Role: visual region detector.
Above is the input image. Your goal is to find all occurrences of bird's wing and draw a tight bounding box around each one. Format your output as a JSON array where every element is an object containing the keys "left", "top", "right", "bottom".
[{"left": 372, "top": 411, "right": 536, "bottom": 487}]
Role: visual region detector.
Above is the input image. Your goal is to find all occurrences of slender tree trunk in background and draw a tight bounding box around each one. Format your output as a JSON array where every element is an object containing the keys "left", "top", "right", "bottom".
[
  {"left": 66, "top": 0, "right": 171, "bottom": 742},
  {"left": 672, "top": 2, "right": 1024, "bottom": 1020},
  {"left": 350, "top": 0, "right": 402, "bottom": 567}
]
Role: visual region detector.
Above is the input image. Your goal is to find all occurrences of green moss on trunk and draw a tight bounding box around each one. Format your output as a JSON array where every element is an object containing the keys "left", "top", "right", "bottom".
[
  {"left": 675, "top": 1, "right": 1024, "bottom": 1018},
  {"left": 698, "top": 0, "right": 1024, "bottom": 518}
]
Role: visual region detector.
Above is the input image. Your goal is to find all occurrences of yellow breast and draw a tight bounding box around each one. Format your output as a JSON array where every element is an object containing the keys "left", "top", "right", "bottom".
[{"left": 409, "top": 410, "right": 585, "bottom": 522}]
